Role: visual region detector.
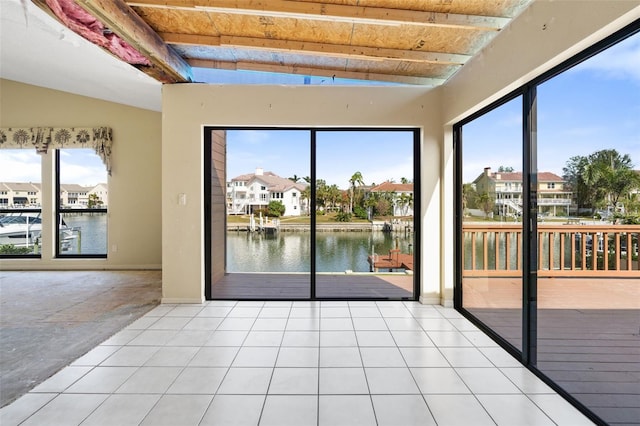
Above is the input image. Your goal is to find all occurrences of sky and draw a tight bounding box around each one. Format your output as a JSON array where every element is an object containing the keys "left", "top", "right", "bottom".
[
  {"left": 227, "top": 130, "right": 415, "bottom": 188},
  {"left": 0, "top": 148, "right": 107, "bottom": 186},
  {"left": 462, "top": 31, "right": 640, "bottom": 183}
]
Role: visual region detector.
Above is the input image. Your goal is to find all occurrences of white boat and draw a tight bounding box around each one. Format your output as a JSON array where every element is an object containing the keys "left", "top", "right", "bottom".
[{"left": 0, "top": 212, "right": 76, "bottom": 251}]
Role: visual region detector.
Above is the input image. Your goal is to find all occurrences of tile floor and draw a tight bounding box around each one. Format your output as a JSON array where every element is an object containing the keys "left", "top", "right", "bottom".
[{"left": 1, "top": 301, "right": 594, "bottom": 426}]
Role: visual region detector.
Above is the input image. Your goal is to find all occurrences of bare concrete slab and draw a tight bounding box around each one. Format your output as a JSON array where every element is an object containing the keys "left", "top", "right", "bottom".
[{"left": 0, "top": 271, "right": 161, "bottom": 407}]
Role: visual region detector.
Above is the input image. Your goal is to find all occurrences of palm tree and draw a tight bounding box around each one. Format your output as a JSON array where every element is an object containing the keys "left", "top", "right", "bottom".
[
  {"left": 288, "top": 174, "right": 300, "bottom": 182},
  {"left": 349, "top": 171, "right": 364, "bottom": 213}
]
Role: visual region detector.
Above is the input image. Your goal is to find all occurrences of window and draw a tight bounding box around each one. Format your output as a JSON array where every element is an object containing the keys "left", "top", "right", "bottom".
[
  {"left": 56, "top": 149, "right": 108, "bottom": 257},
  {"left": 546, "top": 182, "right": 555, "bottom": 189},
  {"left": 0, "top": 149, "right": 42, "bottom": 257}
]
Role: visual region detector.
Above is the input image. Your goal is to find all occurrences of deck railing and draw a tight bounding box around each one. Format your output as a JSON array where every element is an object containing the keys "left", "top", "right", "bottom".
[{"left": 463, "top": 223, "right": 640, "bottom": 277}]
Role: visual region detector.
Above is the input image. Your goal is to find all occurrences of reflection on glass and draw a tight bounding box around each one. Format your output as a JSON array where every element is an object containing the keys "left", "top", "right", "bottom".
[
  {"left": 461, "top": 96, "right": 523, "bottom": 351},
  {"left": 537, "top": 32, "right": 640, "bottom": 425},
  {"left": 58, "top": 148, "right": 108, "bottom": 256},
  {"left": 315, "top": 130, "right": 415, "bottom": 299},
  {"left": 0, "top": 149, "right": 42, "bottom": 256}
]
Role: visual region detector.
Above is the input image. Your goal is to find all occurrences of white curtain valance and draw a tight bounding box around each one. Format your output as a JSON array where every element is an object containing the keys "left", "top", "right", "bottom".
[{"left": 0, "top": 127, "right": 113, "bottom": 174}]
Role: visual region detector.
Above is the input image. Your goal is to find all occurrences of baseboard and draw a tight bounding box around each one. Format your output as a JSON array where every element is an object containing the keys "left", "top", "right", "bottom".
[
  {"left": 161, "top": 297, "right": 205, "bottom": 304},
  {"left": 418, "top": 296, "right": 441, "bottom": 305}
]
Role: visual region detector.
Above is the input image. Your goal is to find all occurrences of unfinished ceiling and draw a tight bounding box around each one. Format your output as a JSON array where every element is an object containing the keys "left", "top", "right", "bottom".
[{"left": 32, "top": 0, "right": 533, "bottom": 86}]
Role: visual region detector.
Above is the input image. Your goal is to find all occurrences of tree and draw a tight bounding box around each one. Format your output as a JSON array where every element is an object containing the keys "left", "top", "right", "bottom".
[
  {"left": 87, "top": 193, "right": 103, "bottom": 208},
  {"left": 462, "top": 183, "right": 477, "bottom": 212},
  {"left": 267, "top": 200, "right": 286, "bottom": 217},
  {"left": 300, "top": 186, "right": 311, "bottom": 215},
  {"left": 288, "top": 174, "right": 300, "bottom": 182},
  {"left": 400, "top": 177, "right": 410, "bottom": 184},
  {"left": 564, "top": 149, "right": 640, "bottom": 213},
  {"left": 497, "top": 166, "right": 514, "bottom": 173},
  {"left": 476, "top": 192, "right": 495, "bottom": 218},
  {"left": 349, "top": 171, "right": 365, "bottom": 213}
]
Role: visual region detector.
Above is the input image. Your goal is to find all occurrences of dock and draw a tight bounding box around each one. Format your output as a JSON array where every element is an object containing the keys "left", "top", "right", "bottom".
[{"left": 368, "top": 249, "right": 413, "bottom": 272}]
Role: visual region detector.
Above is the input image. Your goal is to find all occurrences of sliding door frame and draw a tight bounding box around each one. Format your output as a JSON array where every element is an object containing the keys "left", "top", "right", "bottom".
[{"left": 204, "top": 126, "right": 421, "bottom": 301}]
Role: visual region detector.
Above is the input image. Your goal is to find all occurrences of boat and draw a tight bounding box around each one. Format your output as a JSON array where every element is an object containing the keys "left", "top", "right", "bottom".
[{"left": 0, "top": 212, "right": 76, "bottom": 251}]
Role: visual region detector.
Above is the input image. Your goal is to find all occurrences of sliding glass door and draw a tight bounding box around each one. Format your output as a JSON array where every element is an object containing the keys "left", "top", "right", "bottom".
[{"left": 206, "top": 128, "right": 419, "bottom": 300}]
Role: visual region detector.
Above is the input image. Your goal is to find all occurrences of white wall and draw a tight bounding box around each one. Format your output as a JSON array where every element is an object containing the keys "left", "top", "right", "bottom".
[
  {"left": 0, "top": 79, "right": 162, "bottom": 269},
  {"left": 162, "top": 85, "right": 443, "bottom": 303}
]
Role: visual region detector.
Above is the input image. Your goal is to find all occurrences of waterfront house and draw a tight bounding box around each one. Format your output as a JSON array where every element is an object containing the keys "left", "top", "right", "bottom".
[
  {"left": 369, "top": 181, "right": 414, "bottom": 217},
  {"left": 0, "top": 182, "right": 41, "bottom": 207},
  {"left": 227, "top": 168, "right": 307, "bottom": 216},
  {"left": 473, "top": 167, "right": 572, "bottom": 218}
]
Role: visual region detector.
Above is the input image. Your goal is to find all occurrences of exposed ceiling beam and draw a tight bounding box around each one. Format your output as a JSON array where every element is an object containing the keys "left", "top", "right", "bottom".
[
  {"left": 161, "top": 33, "right": 471, "bottom": 65},
  {"left": 71, "top": 0, "right": 193, "bottom": 82},
  {"left": 127, "top": 0, "right": 509, "bottom": 31},
  {"left": 187, "top": 58, "right": 445, "bottom": 86}
]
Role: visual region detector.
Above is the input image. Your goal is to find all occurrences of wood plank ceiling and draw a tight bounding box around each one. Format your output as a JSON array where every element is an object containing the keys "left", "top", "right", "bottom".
[{"left": 35, "top": 0, "right": 533, "bottom": 85}]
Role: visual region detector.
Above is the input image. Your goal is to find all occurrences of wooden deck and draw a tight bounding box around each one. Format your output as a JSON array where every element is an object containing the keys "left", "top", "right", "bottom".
[
  {"left": 463, "top": 277, "right": 640, "bottom": 425},
  {"left": 368, "top": 249, "right": 414, "bottom": 272},
  {"left": 210, "top": 273, "right": 413, "bottom": 299}
]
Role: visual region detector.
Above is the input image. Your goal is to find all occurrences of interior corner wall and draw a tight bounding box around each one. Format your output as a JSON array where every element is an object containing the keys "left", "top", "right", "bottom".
[
  {"left": 161, "top": 85, "right": 442, "bottom": 303},
  {"left": 0, "top": 79, "right": 162, "bottom": 270}
]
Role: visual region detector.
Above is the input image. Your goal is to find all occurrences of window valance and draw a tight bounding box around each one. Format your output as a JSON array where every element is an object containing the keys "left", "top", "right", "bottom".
[{"left": 0, "top": 127, "right": 113, "bottom": 174}]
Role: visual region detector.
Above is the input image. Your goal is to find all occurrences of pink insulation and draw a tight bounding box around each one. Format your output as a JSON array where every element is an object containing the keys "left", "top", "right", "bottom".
[{"left": 46, "top": 0, "right": 151, "bottom": 66}]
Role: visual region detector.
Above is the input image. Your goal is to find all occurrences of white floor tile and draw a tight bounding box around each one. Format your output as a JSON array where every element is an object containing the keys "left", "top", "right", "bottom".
[
  {"left": 0, "top": 393, "right": 57, "bottom": 426},
  {"left": 31, "top": 366, "right": 92, "bottom": 393},
  {"left": 200, "top": 395, "right": 265, "bottom": 426},
  {"left": 65, "top": 366, "right": 137, "bottom": 393},
  {"left": 371, "top": 394, "right": 436, "bottom": 426},
  {"left": 197, "top": 306, "right": 233, "bottom": 317},
  {"left": 21, "top": 394, "right": 108, "bottom": 426},
  {"left": 217, "top": 367, "right": 273, "bottom": 394},
  {"left": 399, "top": 347, "right": 450, "bottom": 368},
  {"left": 365, "top": 367, "right": 420, "bottom": 394},
  {"left": 127, "top": 330, "right": 178, "bottom": 346},
  {"left": 320, "top": 317, "right": 354, "bottom": 330},
  {"left": 165, "top": 306, "right": 204, "bottom": 317},
  {"left": 189, "top": 346, "right": 240, "bottom": 367},
  {"left": 205, "top": 330, "right": 248, "bottom": 346},
  {"left": 167, "top": 367, "right": 227, "bottom": 394},
  {"left": 125, "top": 316, "right": 159, "bottom": 330},
  {"left": 321, "top": 307, "right": 351, "bottom": 317},
  {"left": 101, "top": 346, "right": 160, "bottom": 366},
  {"left": 319, "top": 367, "right": 369, "bottom": 394},
  {"left": 281, "top": 331, "right": 319, "bottom": 347},
  {"left": 424, "top": 394, "right": 495, "bottom": 426},
  {"left": 500, "top": 367, "right": 556, "bottom": 394},
  {"left": 115, "top": 366, "right": 182, "bottom": 394},
  {"left": 417, "top": 318, "right": 458, "bottom": 331},
  {"left": 320, "top": 330, "right": 358, "bottom": 346},
  {"left": 259, "top": 307, "right": 291, "bottom": 318},
  {"left": 244, "top": 331, "right": 284, "bottom": 346},
  {"left": 456, "top": 368, "right": 522, "bottom": 394},
  {"left": 384, "top": 317, "right": 424, "bottom": 331},
  {"left": 360, "top": 347, "right": 406, "bottom": 367},
  {"left": 165, "top": 330, "right": 212, "bottom": 347},
  {"left": 320, "top": 347, "right": 363, "bottom": 367},
  {"left": 268, "top": 368, "right": 318, "bottom": 394},
  {"left": 353, "top": 317, "right": 388, "bottom": 330},
  {"left": 527, "top": 394, "right": 595, "bottom": 425},
  {"left": 81, "top": 394, "right": 160, "bottom": 426},
  {"left": 183, "top": 317, "right": 224, "bottom": 331},
  {"left": 462, "top": 331, "right": 500, "bottom": 347},
  {"left": 144, "top": 346, "right": 199, "bottom": 366},
  {"left": 476, "top": 394, "right": 555, "bottom": 425},
  {"left": 410, "top": 368, "right": 471, "bottom": 394},
  {"left": 252, "top": 318, "right": 288, "bottom": 331},
  {"left": 349, "top": 307, "right": 382, "bottom": 318},
  {"left": 218, "top": 317, "right": 256, "bottom": 331},
  {"left": 479, "top": 346, "right": 522, "bottom": 367},
  {"left": 439, "top": 347, "right": 493, "bottom": 367},
  {"left": 286, "top": 318, "right": 321, "bottom": 331},
  {"left": 319, "top": 395, "right": 377, "bottom": 426},
  {"left": 233, "top": 346, "right": 279, "bottom": 367},
  {"left": 139, "top": 394, "right": 213, "bottom": 426},
  {"left": 289, "top": 307, "right": 321, "bottom": 318},
  {"left": 391, "top": 330, "right": 434, "bottom": 347},
  {"left": 276, "top": 347, "right": 319, "bottom": 367},
  {"left": 228, "top": 306, "right": 262, "bottom": 318},
  {"left": 147, "top": 316, "right": 191, "bottom": 330},
  {"left": 356, "top": 330, "right": 396, "bottom": 346},
  {"left": 427, "top": 331, "right": 474, "bottom": 347},
  {"left": 259, "top": 395, "right": 317, "bottom": 426},
  {"left": 100, "top": 329, "right": 142, "bottom": 346},
  {"left": 378, "top": 307, "right": 413, "bottom": 318}
]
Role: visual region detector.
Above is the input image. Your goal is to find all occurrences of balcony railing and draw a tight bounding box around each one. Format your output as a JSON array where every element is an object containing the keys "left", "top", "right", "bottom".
[{"left": 463, "top": 223, "right": 640, "bottom": 277}]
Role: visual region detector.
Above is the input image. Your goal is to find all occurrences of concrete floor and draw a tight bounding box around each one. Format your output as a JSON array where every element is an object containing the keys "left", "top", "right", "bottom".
[{"left": 0, "top": 271, "right": 162, "bottom": 407}]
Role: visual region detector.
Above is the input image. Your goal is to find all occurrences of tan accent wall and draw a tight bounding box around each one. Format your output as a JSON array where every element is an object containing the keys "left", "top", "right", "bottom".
[
  {"left": 162, "top": 85, "right": 443, "bottom": 303},
  {"left": 0, "top": 79, "right": 162, "bottom": 269}
]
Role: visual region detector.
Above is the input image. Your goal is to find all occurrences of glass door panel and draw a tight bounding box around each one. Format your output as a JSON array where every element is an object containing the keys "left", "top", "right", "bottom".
[
  {"left": 460, "top": 96, "right": 524, "bottom": 352},
  {"left": 315, "top": 130, "right": 416, "bottom": 299},
  {"left": 218, "top": 129, "right": 311, "bottom": 299},
  {"left": 536, "top": 32, "right": 640, "bottom": 425}
]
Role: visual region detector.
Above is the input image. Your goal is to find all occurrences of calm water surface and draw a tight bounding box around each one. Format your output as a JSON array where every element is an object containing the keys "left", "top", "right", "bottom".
[{"left": 227, "top": 230, "right": 414, "bottom": 273}]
